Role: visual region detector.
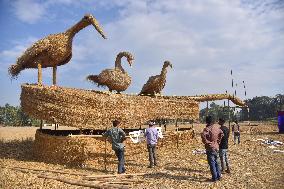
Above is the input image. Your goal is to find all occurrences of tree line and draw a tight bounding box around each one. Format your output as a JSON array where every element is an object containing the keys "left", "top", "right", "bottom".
[
  {"left": 0, "top": 94, "right": 283, "bottom": 126},
  {"left": 0, "top": 104, "right": 40, "bottom": 126},
  {"left": 200, "top": 94, "right": 284, "bottom": 122}
]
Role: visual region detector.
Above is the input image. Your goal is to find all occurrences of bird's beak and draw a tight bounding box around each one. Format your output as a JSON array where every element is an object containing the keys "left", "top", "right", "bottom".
[
  {"left": 128, "top": 59, "right": 133, "bottom": 67},
  {"left": 91, "top": 17, "right": 107, "bottom": 39},
  {"left": 169, "top": 63, "right": 173, "bottom": 68}
]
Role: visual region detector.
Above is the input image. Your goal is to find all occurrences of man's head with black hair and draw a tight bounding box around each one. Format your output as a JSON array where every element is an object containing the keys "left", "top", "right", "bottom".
[
  {"left": 218, "top": 118, "right": 225, "bottom": 125},
  {"left": 112, "top": 120, "right": 120, "bottom": 127},
  {"left": 205, "top": 115, "right": 214, "bottom": 125}
]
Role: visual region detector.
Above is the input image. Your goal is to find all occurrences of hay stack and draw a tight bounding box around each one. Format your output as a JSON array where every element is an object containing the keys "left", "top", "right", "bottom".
[{"left": 34, "top": 129, "right": 195, "bottom": 167}]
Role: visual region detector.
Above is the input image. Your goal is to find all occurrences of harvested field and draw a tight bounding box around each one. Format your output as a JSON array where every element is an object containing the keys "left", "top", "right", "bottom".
[{"left": 0, "top": 123, "right": 283, "bottom": 189}]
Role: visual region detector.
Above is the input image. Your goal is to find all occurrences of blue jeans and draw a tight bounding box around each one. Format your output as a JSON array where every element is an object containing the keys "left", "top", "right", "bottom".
[
  {"left": 206, "top": 150, "right": 221, "bottom": 181},
  {"left": 114, "top": 148, "right": 125, "bottom": 174},
  {"left": 219, "top": 149, "right": 230, "bottom": 171}
]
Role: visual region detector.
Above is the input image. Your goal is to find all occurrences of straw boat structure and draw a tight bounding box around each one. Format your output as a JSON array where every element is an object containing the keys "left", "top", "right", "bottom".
[{"left": 21, "top": 84, "right": 245, "bottom": 129}]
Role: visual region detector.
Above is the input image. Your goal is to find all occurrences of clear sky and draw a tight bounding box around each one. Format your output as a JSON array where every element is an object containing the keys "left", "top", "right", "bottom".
[{"left": 0, "top": 0, "right": 283, "bottom": 106}]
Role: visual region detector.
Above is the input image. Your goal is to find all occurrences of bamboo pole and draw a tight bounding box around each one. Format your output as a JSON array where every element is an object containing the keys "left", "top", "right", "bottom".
[
  {"left": 85, "top": 172, "right": 148, "bottom": 179},
  {"left": 38, "top": 174, "right": 128, "bottom": 189},
  {"left": 37, "top": 63, "right": 42, "bottom": 86},
  {"left": 104, "top": 127, "right": 107, "bottom": 172},
  {"left": 40, "top": 120, "right": 43, "bottom": 130},
  {"left": 10, "top": 166, "right": 88, "bottom": 176},
  {"left": 53, "top": 66, "right": 57, "bottom": 85}
]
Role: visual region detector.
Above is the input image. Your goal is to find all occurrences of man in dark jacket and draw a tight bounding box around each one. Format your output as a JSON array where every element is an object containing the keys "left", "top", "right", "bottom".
[
  {"left": 103, "top": 120, "right": 126, "bottom": 174},
  {"left": 201, "top": 116, "right": 224, "bottom": 182},
  {"left": 218, "top": 118, "right": 230, "bottom": 173}
]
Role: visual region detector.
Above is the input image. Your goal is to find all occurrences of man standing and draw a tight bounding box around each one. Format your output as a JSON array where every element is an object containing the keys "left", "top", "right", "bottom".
[
  {"left": 232, "top": 120, "right": 240, "bottom": 144},
  {"left": 103, "top": 120, "right": 126, "bottom": 174},
  {"left": 144, "top": 121, "right": 159, "bottom": 168},
  {"left": 218, "top": 118, "right": 230, "bottom": 173},
  {"left": 201, "top": 116, "right": 224, "bottom": 182}
]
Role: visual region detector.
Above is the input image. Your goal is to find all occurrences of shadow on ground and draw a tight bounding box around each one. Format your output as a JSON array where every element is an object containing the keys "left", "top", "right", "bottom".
[{"left": 0, "top": 138, "right": 35, "bottom": 161}]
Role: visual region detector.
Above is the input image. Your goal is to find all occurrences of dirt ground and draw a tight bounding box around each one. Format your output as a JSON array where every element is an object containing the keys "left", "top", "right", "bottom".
[{"left": 0, "top": 123, "right": 284, "bottom": 189}]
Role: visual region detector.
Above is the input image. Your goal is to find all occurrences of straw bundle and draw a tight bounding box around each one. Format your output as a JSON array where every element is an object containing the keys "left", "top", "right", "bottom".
[
  {"left": 34, "top": 129, "right": 195, "bottom": 166},
  {"left": 21, "top": 84, "right": 199, "bottom": 129}
]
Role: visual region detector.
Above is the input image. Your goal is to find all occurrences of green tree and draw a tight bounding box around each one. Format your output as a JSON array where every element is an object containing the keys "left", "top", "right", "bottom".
[
  {"left": 240, "top": 94, "right": 284, "bottom": 121},
  {"left": 199, "top": 102, "right": 236, "bottom": 123}
]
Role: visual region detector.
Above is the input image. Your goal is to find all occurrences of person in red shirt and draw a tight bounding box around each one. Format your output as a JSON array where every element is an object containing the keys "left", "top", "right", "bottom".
[{"left": 201, "top": 116, "right": 224, "bottom": 182}]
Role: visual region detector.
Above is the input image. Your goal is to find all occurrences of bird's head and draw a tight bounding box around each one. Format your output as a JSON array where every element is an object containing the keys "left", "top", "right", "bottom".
[
  {"left": 126, "top": 53, "right": 134, "bottom": 67},
  {"left": 83, "top": 14, "right": 107, "bottom": 39},
  {"left": 163, "top": 60, "right": 173, "bottom": 69},
  {"left": 117, "top": 51, "right": 134, "bottom": 67}
]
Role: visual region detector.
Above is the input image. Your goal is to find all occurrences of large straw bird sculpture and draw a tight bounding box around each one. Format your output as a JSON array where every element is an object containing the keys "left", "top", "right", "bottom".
[
  {"left": 139, "top": 61, "right": 172, "bottom": 96},
  {"left": 8, "top": 14, "right": 106, "bottom": 86},
  {"left": 87, "top": 51, "right": 134, "bottom": 93}
]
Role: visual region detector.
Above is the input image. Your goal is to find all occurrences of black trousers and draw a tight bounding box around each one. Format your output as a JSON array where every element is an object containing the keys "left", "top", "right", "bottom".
[{"left": 147, "top": 144, "right": 157, "bottom": 166}]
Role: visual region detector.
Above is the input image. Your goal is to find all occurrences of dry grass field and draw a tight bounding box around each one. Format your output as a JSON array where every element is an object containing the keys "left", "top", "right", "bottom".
[{"left": 0, "top": 123, "right": 283, "bottom": 189}]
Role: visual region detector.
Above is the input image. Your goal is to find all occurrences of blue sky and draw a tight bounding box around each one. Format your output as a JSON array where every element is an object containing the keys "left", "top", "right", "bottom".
[{"left": 0, "top": 0, "right": 283, "bottom": 106}]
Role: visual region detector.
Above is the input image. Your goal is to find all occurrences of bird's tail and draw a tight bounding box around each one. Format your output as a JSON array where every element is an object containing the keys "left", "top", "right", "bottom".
[
  {"left": 86, "top": 75, "right": 103, "bottom": 87},
  {"left": 8, "top": 64, "right": 23, "bottom": 79}
]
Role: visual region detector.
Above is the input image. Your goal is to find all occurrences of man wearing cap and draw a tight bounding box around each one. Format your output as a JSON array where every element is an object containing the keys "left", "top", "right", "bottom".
[
  {"left": 103, "top": 120, "right": 126, "bottom": 174},
  {"left": 144, "top": 121, "right": 159, "bottom": 168}
]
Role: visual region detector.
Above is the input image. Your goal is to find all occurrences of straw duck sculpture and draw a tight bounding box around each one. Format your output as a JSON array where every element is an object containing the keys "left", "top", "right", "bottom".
[
  {"left": 8, "top": 14, "right": 106, "bottom": 86},
  {"left": 87, "top": 51, "right": 134, "bottom": 93},
  {"left": 139, "top": 61, "right": 172, "bottom": 96}
]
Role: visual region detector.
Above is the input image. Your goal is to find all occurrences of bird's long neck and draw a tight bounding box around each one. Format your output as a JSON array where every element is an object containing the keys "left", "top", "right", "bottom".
[
  {"left": 160, "top": 66, "right": 168, "bottom": 80},
  {"left": 66, "top": 20, "right": 90, "bottom": 39},
  {"left": 115, "top": 54, "right": 126, "bottom": 73}
]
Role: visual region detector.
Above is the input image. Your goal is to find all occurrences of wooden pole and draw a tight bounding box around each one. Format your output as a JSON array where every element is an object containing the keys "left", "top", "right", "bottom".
[
  {"left": 37, "top": 63, "right": 42, "bottom": 86},
  {"left": 104, "top": 127, "right": 107, "bottom": 172},
  {"left": 53, "top": 66, "right": 57, "bottom": 85},
  {"left": 104, "top": 138, "right": 107, "bottom": 171},
  {"left": 40, "top": 120, "right": 43, "bottom": 130},
  {"left": 228, "top": 99, "right": 231, "bottom": 131}
]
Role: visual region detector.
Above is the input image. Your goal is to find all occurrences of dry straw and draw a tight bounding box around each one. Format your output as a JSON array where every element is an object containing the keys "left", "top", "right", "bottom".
[
  {"left": 8, "top": 14, "right": 106, "bottom": 85},
  {"left": 21, "top": 84, "right": 200, "bottom": 129},
  {"left": 86, "top": 51, "right": 134, "bottom": 93},
  {"left": 140, "top": 61, "right": 172, "bottom": 95},
  {"left": 21, "top": 84, "right": 246, "bottom": 130},
  {"left": 34, "top": 129, "right": 195, "bottom": 166}
]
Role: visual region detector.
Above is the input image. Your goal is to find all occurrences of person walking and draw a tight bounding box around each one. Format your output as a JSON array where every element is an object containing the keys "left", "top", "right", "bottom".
[
  {"left": 144, "top": 121, "right": 159, "bottom": 168},
  {"left": 218, "top": 118, "right": 230, "bottom": 173},
  {"left": 103, "top": 120, "right": 126, "bottom": 174},
  {"left": 232, "top": 120, "right": 240, "bottom": 144},
  {"left": 201, "top": 116, "right": 224, "bottom": 182}
]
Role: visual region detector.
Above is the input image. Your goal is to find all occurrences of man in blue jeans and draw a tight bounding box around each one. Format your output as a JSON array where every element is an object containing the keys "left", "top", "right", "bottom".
[
  {"left": 201, "top": 116, "right": 224, "bottom": 182},
  {"left": 218, "top": 118, "right": 230, "bottom": 173},
  {"left": 144, "top": 121, "right": 159, "bottom": 168},
  {"left": 103, "top": 120, "right": 126, "bottom": 174}
]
